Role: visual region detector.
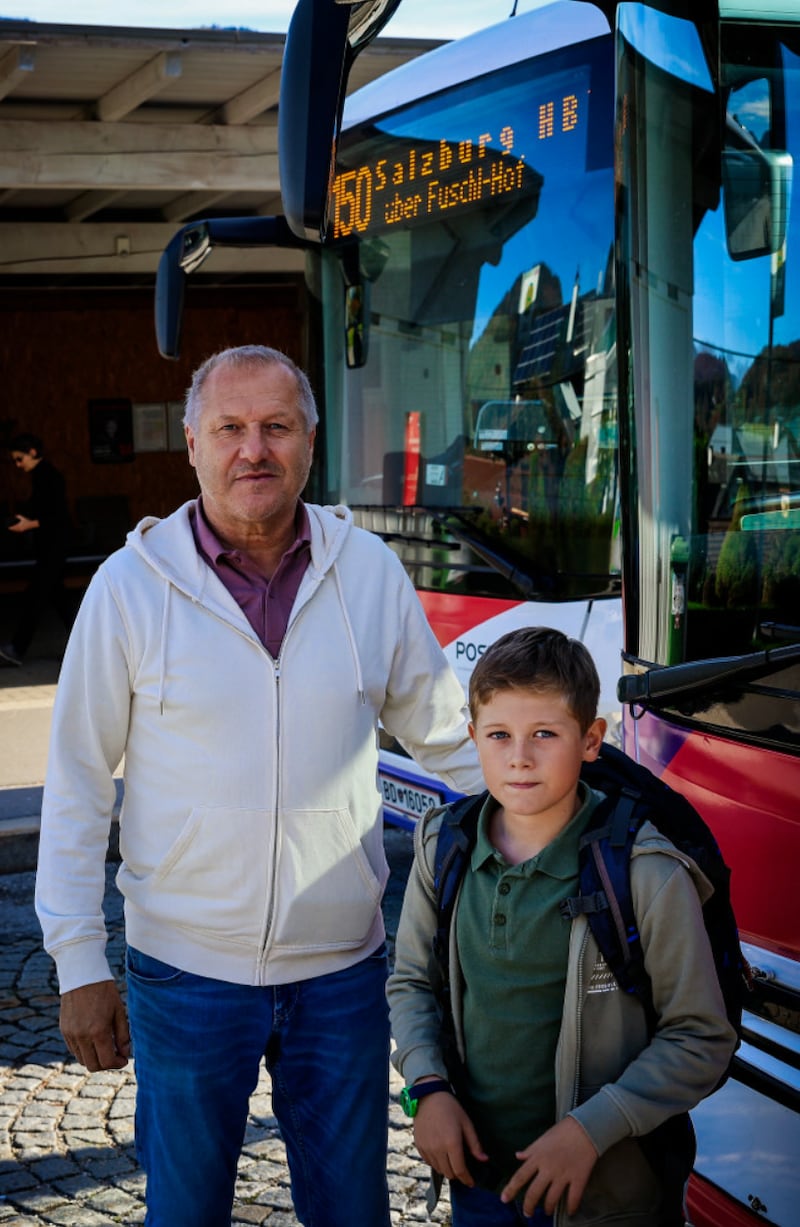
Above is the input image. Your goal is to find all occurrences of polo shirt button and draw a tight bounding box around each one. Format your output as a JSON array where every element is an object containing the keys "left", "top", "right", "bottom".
[
  {"left": 498, "top": 881, "right": 511, "bottom": 896},
  {"left": 494, "top": 913, "right": 506, "bottom": 926}
]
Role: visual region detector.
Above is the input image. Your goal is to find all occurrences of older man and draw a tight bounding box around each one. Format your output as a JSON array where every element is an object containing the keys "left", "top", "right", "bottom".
[{"left": 36, "top": 345, "right": 482, "bottom": 1227}]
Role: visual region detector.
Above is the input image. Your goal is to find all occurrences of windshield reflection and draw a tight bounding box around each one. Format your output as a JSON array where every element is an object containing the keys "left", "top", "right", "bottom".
[
  {"left": 689, "top": 40, "right": 800, "bottom": 662},
  {"left": 330, "top": 37, "right": 620, "bottom": 602}
]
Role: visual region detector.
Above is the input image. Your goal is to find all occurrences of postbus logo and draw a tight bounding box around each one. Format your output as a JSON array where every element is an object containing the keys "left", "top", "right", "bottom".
[{"left": 454, "top": 638, "right": 488, "bottom": 665}]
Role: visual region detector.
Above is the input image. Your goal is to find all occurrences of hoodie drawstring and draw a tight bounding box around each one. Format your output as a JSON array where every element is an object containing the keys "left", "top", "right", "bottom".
[
  {"left": 332, "top": 562, "right": 366, "bottom": 704},
  {"left": 158, "top": 582, "right": 171, "bottom": 714}
]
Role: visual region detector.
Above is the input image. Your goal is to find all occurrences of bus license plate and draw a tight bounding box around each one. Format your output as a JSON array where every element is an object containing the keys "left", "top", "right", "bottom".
[{"left": 379, "top": 773, "right": 441, "bottom": 822}]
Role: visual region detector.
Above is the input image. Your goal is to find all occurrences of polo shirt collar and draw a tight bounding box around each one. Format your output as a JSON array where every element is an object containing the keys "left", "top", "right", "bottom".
[
  {"left": 193, "top": 496, "right": 311, "bottom": 565},
  {"left": 470, "top": 781, "right": 595, "bottom": 879}
]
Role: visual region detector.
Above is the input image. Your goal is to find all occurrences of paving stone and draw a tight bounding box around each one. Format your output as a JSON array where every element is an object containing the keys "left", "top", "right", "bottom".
[
  {"left": 0, "top": 841, "right": 452, "bottom": 1226},
  {"left": 0, "top": 1170, "right": 38, "bottom": 1194},
  {"left": 27, "top": 1158, "right": 77, "bottom": 1181}
]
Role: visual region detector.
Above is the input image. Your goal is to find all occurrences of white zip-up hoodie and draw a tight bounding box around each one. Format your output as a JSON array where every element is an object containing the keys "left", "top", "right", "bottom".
[{"left": 36, "top": 500, "right": 483, "bottom": 994}]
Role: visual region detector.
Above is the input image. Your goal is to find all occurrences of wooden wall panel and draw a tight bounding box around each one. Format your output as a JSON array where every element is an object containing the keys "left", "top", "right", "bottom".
[{"left": 1, "top": 281, "right": 307, "bottom": 535}]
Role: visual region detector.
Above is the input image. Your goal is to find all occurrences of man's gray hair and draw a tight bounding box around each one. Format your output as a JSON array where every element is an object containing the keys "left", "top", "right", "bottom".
[{"left": 183, "top": 346, "right": 319, "bottom": 432}]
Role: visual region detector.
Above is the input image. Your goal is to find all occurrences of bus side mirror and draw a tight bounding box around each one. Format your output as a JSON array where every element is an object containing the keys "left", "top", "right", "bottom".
[
  {"left": 155, "top": 228, "right": 190, "bottom": 360},
  {"left": 722, "top": 147, "right": 793, "bottom": 261},
  {"left": 155, "top": 217, "right": 306, "bottom": 360},
  {"left": 345, "top": 282, "right": 370, "bottom": 369},
  {"left": 279, "top": 0, "right": 403, "bottom": 242},
  {"left": 340, "top": 236, "right": 390, "bottom": 369}
]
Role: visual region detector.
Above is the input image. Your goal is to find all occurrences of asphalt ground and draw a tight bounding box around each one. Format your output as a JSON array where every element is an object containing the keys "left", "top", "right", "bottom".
[{"left": 0, "top": 606, "right": 449, "bottom": 1226}]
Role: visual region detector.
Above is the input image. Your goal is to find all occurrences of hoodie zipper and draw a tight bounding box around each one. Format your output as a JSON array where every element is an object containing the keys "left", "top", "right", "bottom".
[
  {"left": 255, "top": 567, "right": 324, "bottom": 978},
  {"left": 260, "top": 656, "right": 282, "bottom": 979}
]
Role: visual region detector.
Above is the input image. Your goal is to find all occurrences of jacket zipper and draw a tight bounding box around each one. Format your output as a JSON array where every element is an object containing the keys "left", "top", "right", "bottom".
[
  {"left": 571, "top": 922, "right": 589, "bottom": 1112},
  {"left": 555, "top": 921, "right": 589, "bottom": 1227}
]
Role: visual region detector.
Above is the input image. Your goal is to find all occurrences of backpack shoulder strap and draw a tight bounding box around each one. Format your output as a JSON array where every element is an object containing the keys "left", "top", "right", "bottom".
[
  {"left": 562, "top": 772, "right": 656, "bottom": 1023},
  {"left": 428, "top": 792, "right": 486, "bottom": 1094},
  {"left": 433, "top": 792, "right": 486, "bottom": 949}
]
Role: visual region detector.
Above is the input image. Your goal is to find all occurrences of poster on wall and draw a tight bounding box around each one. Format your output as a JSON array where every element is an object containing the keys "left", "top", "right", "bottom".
[
  {"left": 88, "top": 399, "right": 134, "bottom": 464},
  {"left": 167, "top": 401, "right": 187, "bottom": 452},
  {"left": 133, "top": 403, "right": 168, "bottom": 453}
]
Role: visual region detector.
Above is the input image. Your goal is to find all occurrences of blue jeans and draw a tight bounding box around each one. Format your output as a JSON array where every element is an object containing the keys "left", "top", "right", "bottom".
[
  {"left": 451, "top": 1180, "right": 555, "bottom": 1226},
  {"left": 126, "top": 944, "right": 391, "bottom": 1227}
]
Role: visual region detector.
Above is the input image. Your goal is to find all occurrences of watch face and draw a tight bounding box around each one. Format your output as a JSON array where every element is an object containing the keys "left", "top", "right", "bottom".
[{"left": 399, "top": 1087, "right": 418, "bottom": 1118}]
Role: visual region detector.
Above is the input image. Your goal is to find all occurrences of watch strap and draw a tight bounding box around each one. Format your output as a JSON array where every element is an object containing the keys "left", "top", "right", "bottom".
[{"left": 400, "top": 1078, "right": 451, "bottom": 1117}]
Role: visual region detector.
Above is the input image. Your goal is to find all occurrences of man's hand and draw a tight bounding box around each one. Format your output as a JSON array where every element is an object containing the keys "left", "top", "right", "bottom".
[
  {"left": 501, "top": 1115, "right": 598, "bottom": 1217},
  {"left": 60, "top": 981, "right": 131, "bottom": 1072},
  {"left": 413, "top": 1091, "right": 488, "bottom": 1186},
  {"left": 8, "top": 515, "right": 35, "bottom": 534}
]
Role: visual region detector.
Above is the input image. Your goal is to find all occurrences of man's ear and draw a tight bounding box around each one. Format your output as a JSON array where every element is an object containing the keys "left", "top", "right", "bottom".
[{"left": 468, "top": 721, "right": 476, "bottom": 744}]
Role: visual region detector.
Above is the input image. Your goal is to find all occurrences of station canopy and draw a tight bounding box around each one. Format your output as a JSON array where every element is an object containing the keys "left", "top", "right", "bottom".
[{"left": 0, "top": 18, "right": 440, "bottom": 279}]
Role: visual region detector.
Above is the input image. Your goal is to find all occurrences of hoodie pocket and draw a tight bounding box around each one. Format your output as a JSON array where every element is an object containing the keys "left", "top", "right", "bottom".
[
  {"left": 268, "top": 806, "right": 384, "bottom": 952},
  {"left": 122, "top": 806, "right": 273, "bottom": 946}
]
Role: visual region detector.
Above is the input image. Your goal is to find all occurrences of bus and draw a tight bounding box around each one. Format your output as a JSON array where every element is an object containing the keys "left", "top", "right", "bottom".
[
  {"left": 156, "top": 2, "right": 800, "bottom": 1222},
  {"left": 609, "top": 6, "right": 800, "bottom": 1223}
]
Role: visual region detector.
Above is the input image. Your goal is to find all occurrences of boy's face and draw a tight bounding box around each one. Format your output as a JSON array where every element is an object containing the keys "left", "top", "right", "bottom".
[
  {"left": 11, "top": 449, "right": 38, "bottom": 472},
  {"left": 469, "top": 687, "right": 605, "bottom": 831}
]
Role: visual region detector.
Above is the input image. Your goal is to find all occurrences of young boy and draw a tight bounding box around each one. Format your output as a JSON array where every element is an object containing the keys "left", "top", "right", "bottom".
[
  {"left": 2, "top": 434, "right": 73, "bottom": 667},
  {"left": 387, "top": 626, "right": 737, "bottom": 1227}
]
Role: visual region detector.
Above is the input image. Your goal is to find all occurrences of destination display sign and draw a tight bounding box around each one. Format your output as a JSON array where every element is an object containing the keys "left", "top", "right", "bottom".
[{"left": 329, "top": 83, "right": 587, "bottom": 241}]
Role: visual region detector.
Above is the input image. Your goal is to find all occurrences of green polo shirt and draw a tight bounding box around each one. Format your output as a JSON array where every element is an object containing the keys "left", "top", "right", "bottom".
[{"left": 456, "top": 782, "right": 601, "bottom": 1191}]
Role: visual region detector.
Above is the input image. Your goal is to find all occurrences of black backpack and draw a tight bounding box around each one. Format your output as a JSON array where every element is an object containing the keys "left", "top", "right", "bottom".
[{"left": 429, "top": 742, "right": 749, "bottom": 1196}]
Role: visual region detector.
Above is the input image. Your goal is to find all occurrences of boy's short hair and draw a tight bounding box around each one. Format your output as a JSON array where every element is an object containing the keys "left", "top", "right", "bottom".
[
  {"left": 10, "top": 433, "right": 43, "bottom": 457},
  {"left": 468, "top": 626, "right": 600, "bottom": 732}
]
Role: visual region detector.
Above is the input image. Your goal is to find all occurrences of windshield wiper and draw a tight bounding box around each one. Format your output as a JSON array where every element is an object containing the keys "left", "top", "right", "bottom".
[
  {"left": 619, "top": 643, "right": 800, "bottom": 706},
  {"left": 433, "top": 512, "right": 550, "bottom": 599}
]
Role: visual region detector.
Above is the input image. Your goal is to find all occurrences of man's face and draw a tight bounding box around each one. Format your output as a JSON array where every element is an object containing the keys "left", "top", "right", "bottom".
[{"left": 185, "top": 361, "right": 316, "bottom": 541}]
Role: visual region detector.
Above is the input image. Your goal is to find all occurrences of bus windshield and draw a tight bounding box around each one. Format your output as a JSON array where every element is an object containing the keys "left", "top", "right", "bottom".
[
  {"left": 620, "top": 17, "right": 800, "bottom": 745},
  {"left": 689, "top": 26, "right": 800, "bottom": 662},
  {"left": 320, "top": 28, "right": 619, "bottom": 602}
]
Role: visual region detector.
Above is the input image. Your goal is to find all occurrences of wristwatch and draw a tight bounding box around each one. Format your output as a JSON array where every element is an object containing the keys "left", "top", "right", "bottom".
[{"left": 399, "top": 1078, "right": 451, "bottom": 1117}]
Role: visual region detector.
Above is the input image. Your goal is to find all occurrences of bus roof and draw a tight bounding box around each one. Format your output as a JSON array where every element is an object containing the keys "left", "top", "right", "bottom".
[{"left": 342, "top": 0, "right": 611, "bottom": 129}]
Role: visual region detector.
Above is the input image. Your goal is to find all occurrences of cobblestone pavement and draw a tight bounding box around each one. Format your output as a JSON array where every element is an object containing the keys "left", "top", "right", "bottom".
[{"left": 0, "top": 839, "right": 450, "bottom": 1226}]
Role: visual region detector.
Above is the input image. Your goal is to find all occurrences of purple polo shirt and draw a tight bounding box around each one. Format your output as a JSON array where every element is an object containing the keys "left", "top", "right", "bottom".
[{"left": 189, "top": 498, "right": 312, "bottom": 658}]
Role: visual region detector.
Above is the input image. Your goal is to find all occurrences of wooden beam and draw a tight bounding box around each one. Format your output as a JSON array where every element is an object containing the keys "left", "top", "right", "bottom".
[
  {"left": 96, "top": 51, "right": 182, "bottom": 122},
  {"left": 0, "top": 120, "right": 279, "bottom": 192},
  {"left": 162, "top": 191, "right": 231, "bottom": 222},
  {"left": 0, "top": 222, "right": 305, "bottom": 275},
  {"left": 0, "top": 44, "right": 35, "bottom": 103},
  {"left": 218, "top": 69, "right": 281, "bottom": 125},
  {"left": 65, "top": 189, "right": 123, "bottom": 222}
]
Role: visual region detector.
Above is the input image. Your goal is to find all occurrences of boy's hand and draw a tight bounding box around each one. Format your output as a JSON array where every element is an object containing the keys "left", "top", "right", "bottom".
[
  {"left": 413, "top": 1092, "right": 489, "bottom": 1186},
  {"left": 501, "top": 1115, "right": 598, "bottom": 1216}
]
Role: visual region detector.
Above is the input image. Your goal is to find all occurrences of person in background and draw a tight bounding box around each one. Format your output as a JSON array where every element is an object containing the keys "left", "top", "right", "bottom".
[
  {"left": 35, "top": 344, "right": 483, "bottom": 1227},
  {"left": 1, "top": 433, "right": 73, "bottom": 667}
]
